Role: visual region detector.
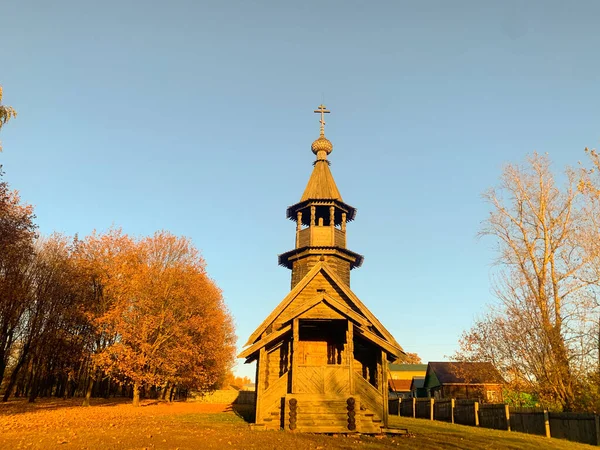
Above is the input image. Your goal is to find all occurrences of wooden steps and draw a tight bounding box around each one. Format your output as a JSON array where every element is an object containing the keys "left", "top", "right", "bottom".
[
  {"left": 279, "top": 393, "right": 386, "bottom": 434},
  {"left": 381, "top": 427, "right": 409, "bottom": 435},
  {"left": 294, "top": 426, "right": 357, "bottom": 433}
]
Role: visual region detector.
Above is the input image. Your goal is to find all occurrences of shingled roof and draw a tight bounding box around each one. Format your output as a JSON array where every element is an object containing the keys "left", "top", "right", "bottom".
[
  {"left": 389, "top": 379, "right": 412, "bottom": 392},
  {"left": 428, "top": 362, "right": 504, "bottom": 385},
  {"left": 300, "top": 160, "right": 342, "bottom": 202}
]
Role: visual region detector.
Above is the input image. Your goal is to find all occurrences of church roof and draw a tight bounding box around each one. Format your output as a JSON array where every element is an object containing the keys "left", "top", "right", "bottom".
[
  {"left": 299, "top": 104, "right": 343, "bottom": 202},
  {"left": 239, "top": 260, "right": 404, "bottom": 360},
  {"left": 300, "top": 160, "right": 342, "bottom": 202}
]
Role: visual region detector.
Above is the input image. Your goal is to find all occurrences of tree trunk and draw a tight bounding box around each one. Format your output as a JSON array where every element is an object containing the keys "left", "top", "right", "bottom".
[
  {"left": 133, "top": 382, "right": 141, "bottom": 407},
  {"left": 82, "top": 373, "right": 94, "bottom": 406},
  {"left": 28, "top": 373, "right": 39, "bottom": 403},
  {"left": 0, "top": 355, "right": 6, "bottom": 388},
  {"left": 2, "top": 349, "right": 29, "bottom": 402},
  {"left": 161, "top": 382, "right": 169, "bottom": 401}
]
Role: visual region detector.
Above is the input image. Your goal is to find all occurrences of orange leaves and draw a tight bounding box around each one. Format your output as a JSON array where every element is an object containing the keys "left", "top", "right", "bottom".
[{"left": 76, "top": 229, "right": 235, "bottom": 398}]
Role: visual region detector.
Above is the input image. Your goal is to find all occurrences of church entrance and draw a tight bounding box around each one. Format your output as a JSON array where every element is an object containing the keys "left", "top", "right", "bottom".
[{"left": 294, "top": 320, "right": 350, "bottom": 395}]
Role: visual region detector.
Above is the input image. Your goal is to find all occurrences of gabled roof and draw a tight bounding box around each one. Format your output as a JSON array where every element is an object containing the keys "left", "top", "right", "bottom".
[
  {"left": 427, "top": 362, "right": 504, "bottom": 385},
  {"left": 300, "top": 160, "right": 342, "bottom": 202},
  {"left": 240, "top": 260, "right": 404, "bottom": 358},
  {"left": 389, "top": 379, "right": 412, "bottom": 392},
  {"left": 389, "top": 364, "right": 428, "bottom": 373},
  {"left": 410, "top": 377, "right": 425, "bottom": 390}
]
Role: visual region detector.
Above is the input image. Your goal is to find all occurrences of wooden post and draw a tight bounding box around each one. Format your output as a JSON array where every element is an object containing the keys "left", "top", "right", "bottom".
[
  {"left": 474, "top": 401, "right": 479, "bottom": 426},
  {"left": 310, "top": 206, "right": 316, "bottom": 245},
  {"left": 292, "top": 318, "right": 299, "bottom": 394},
  {"left": 398, "top": 398, "right": 402, "bottom": 416},
  {"left": 504, "top": 404, "right": 511, "bottom": 431},
  {"left": 330, "top": 206, "right": 335, "bottom": 243},
  {"left": 451, "top": 398, "right": 455, "bottom": 424},
  {"left": 544, "top": 410, "right": 551, "bottom": 438},
  {"left": 255, "top": 347, "right": 266, "bottom": 423},
  {"left": 595, "top": 414, "right": 600, "bottom": 445},
  {"left": 412, "top": 397, "right": 416, "bottom": 419},
  {"left": 347, "top": 321, "right": 354, "bottom": 394},
  {"left": 430, "top": 398, "right": 435, "bottom": 421},
  {"left": 382, "top": 350, "right": 389, "bottom": 427},
  {"left": 296, "top": 212, "right": 302, "bottom": 247},
  {"left": 341, "top": 212, "right": 347, "bottom": 247}
]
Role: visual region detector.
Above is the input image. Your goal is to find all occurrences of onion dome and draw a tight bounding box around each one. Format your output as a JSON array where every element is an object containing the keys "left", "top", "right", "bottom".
[{"left": 311, "top": 135, "right": 333, "bottom": 158}]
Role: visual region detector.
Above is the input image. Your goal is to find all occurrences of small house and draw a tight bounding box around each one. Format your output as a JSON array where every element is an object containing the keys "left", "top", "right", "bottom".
[
  {"left": 424, "top": 362, "right": 504, "bottom": 403},
  {"left": 388, "top": 363, "right": 427, "bottom": 399},
  {"left": 410, "top": 376, "right": 426, "bottom": 398}
]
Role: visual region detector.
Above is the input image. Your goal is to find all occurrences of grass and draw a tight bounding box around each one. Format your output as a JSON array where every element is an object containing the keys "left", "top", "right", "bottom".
[{"left": 0, "top": 398, "right": 595, "bottom": 449}]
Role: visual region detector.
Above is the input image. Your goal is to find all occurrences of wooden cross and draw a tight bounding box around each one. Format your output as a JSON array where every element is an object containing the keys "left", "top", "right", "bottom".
[{"left": 314, "top": 104, "right": 330, "bottom": 135}]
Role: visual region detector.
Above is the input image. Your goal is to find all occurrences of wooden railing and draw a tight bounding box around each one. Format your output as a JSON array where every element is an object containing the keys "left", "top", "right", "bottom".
[
  {"left": 260, "top": 373, "right": 288, "bottom": 420},
  {"left": 353, "top": 372, "right": 383, "bottom": 419},
  {"left": 297, "top": 227, "right": 346, "bottom": 248}
]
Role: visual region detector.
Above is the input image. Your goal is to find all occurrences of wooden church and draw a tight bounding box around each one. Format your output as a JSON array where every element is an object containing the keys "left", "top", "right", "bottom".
[{"left": 238, "top": 105, "right": 405, "bottom": 433}]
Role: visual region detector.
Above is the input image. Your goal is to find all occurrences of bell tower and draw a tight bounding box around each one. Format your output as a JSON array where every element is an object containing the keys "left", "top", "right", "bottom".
[{"left": 279, "top": 105, "right": 364, "bottom": 288}]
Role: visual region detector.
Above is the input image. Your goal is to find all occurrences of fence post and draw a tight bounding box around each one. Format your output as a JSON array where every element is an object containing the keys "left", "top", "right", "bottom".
[
  {"left": 595, "top": 414, "right": 600, "bottom": 446},
  {"left": 397, "top": 398, "right": 401, "bottom": 416},
  {"left": 504, "top": 404, "right": 511, "bottom": 431},
  {"left": 430, "top": 398, "right": 435, "bottom": 421},
  {"left": 540, "top": 410, "right": 550, "bottom": 438},
  {"left": 412, "top": 398, "right": 416, "bottom": 419},
  {"left": 450, "top": 398, "right": 455, "bottom": 424},
  {"left": 474, "top": 401, "right": 479, "bottom": 427}
]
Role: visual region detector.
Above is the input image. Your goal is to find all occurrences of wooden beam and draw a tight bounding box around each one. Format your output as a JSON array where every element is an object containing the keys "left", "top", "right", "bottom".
[
  {"left": 348, "top": 321, "right": 354, "bottom": 395},
  {"left": 255, "top": 347, "right": 266, "bottom": 423},
  {"left": 292, "top": 318, "right": 299, "bottom": 393},
  {"left": 322, "top": 294, "right": 370, "bottom": 327},
  {"left": 319, "top": 264, "right": 404, "bottom": 350},
  {"left": 355, "top": 327, "right": 404, "bottom": 358},
  {"left": 244, "top": 262, "right": 325, "bottom": 346},
  {"left": 238, "top": 325, "right": 292, "bottom": 360},
  {"left": 382, "top": 349, "right": 389, "bottom": 428}
]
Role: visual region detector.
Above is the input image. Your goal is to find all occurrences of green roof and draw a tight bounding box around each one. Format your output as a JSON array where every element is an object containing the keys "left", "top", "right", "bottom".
[{"left": 388, "top": 363, "right": 428, "bottom": 372}]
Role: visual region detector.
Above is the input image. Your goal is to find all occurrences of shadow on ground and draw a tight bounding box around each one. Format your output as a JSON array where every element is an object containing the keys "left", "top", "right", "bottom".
[{"left": 230, "top": 404, "right": 255, "bottom": 423}]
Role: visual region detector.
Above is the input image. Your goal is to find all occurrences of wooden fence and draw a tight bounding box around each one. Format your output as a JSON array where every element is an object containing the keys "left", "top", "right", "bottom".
[
  {"left": 390, "top": 398, "right": 600, "bottom": 446},
  {"left": 549, "top": 412, "right": 600, "bottom": 446},
  {"left": 433, "top": 399, "right": 453, "bottom": 423},
  {"left": 479, "top": 404, "right": 510, "bottom": 430},
  {"left": 399, "top": 398, "right": 415, "bottom": 418},
  {"left": 454, "top": 399, "right": 478, "bottom": 426},
  {"left": 509, "top": 407, "right": 549, "bottom": 437},
  {"left": 415, "top": 398, "right": 434, "bottom": 420}
]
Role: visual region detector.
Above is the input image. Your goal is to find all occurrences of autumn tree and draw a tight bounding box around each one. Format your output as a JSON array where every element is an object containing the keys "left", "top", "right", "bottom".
[
  {"left": 0, "top": 86, "right": 17, "bottom": 151},
  {"left": 0, "top": 176, "right": 36, "bottom": 390},
  {"left": 1, "top": 235, "right": 89, "bottom": 402},
  {"left": 457, "top": 153, "right": 597, "bottom": 411},
  {"left": 221, "top": 373, "right": 252, "bottom": 390},
  {"left": 73, "top": 229, "right": 136, "bottom": 406},
  {"left": 397, "top": 352, "right": 422, "bottom": 364},
  {"left": 83, "top": 231, "right": 235, "bottom": 406}
]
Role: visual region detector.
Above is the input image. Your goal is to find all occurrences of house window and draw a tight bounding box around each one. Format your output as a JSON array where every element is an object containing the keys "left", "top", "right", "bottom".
[{"left": 486, "top": 389, "right": 499, "bottom": 403}]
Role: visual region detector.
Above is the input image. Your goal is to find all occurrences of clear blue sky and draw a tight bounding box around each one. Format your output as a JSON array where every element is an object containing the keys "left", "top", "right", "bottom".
[{"left": 1, "top": 1, "right": 599, "bottom": 379}]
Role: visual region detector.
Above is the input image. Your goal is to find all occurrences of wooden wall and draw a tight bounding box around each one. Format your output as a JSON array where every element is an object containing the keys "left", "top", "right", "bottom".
[{"left": 291, "top": 256, "right": 351, "bottom": 288}]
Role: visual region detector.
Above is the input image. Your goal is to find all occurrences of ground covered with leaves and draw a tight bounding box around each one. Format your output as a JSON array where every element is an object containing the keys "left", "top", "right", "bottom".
[{"left": 0, "top": 398, "right": 592, "bottom": 449}]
